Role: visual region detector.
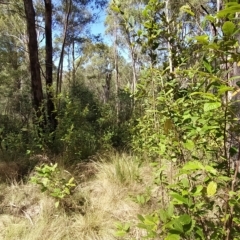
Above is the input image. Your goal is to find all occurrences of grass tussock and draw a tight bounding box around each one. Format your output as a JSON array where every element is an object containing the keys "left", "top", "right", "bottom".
[{"left": 0, "top": 152, "right": 156, "bottom": 240}]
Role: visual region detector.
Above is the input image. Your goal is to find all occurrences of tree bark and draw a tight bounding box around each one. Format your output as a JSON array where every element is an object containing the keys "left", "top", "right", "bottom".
[
  {"left": 44, "top": 0, "right": 57, "bottom": 131},
  {"left": 23, "top": 0, "right": 44, "bottom": 124},
  {"left": 165, "top": 0, "right": 173, "bottom": 73},
  {"left": 56, "top": 0, "right": 72, "bottom": 97},
  {"left": 114, "top": 19, "right": 120, "bottom": 124}
]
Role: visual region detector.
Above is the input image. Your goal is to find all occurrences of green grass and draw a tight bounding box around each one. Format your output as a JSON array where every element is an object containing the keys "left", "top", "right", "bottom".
[{"left": 0, "top": 152, "right": 155, "bottom": 240}]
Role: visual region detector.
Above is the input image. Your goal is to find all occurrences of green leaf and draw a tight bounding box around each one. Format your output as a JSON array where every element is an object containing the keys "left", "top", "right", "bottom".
[
  {"left": 181, "top": 178, "right": 189, "bottom": 188},
  {"left": 114, "top": 230, "right": 127, "bottom": 237},
  {"left": 110, "top": 5, "right": 120, "bottom": 13},
  {"left": 217, "top": 4, "right": 240, "bottom": 18},
  {"left": 41, "top": 177, "right": 49, "bottom": 187},
  {"left": 203, "top": 102, "right": 221, "bottom": 112},
  {"left": 194, "top": 35, "right": 209, "bottom": 44},
  {"left": 159, "top": 143, "right": 166, "bottom": 154},
  {"left": 207, "top": 181, "right": 217, "bottom": 197},
  {"left": 170, "top": 192, "right": 189, "bottom": 205},
  {"left": 64, "top": 188, "right": 70, "bottom": 195},
  {"left": 180, "top": 4, "right": 195, "bottom": 16},
  {"left": 144, "top": 215, "right": 158, "bottom": 226},
  {"left": 218, "top": 176, "right": 231, "bottom": 182},
  {"left": 193, "top": 185, "right": 203, "bottom": 196},
  {"left": 170, "top": 219, "right": 184, "bottom": 233},
  {"left": 137, "top": 29, "right": 142, "bottom": 36},
  {"left": 178, "top": 214, "right": 191, "bottom": 225},
  {"left": 203, "top": 59, "right": 212, "bottom": 73},
  {"left": 222, "top": 21, "right": 236, "bottom": 36},
  {"left": 165, "top": 234, "right": 181, "bottom": 240},
  {"left": 137, "top": 214, "right": 145, "bottom": 222},
  {"left": 123, "top": 223, "right": 130, "bottom": 231},
  {"left": 182, "top": 161, "right": 204, "bottom": 171},
  {"left": 217, "top": 85, "right": 234, "bottom": 96},
  {"left": 205, "top": 165, "right": 217, "bottom": 175},
  {"left": 205, "top": 15, "right": 215, "bottom": 22},
  {"left": 184, "top": 140, "right": 195, "bottom": 151},
  {"left": 167, "top": 203, "right": 174, "bottom": 218},
  {"left": 196, "top": 227, "right": 204, "bottom": 239},
  {"left": 68, "top": 177, "right": 75, "bottom": 184},
  {"left": 159, "top": 209, "right": 168, "bottom": 223}
]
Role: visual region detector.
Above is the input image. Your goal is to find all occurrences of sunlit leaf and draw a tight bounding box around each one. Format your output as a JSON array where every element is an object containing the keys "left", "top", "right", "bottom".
[
  {"left": 180, "top": 4, "right": 194, "bottom": 16},
  {"left": 203, "top": 59, "right": 212, "bottom": 73},
  {"left": 170, "top": 192, "right": 189, "bottom": 205},
  {"left": 222, "top": 21, "right": 236, "bottom": 36},
  {"left": 184, "top": 140, "right": 195, "bottom": 151},
  {"left": 203, "top": 102, "right": 221, "bottom": 112},
  {"left": 207, "top": 181, "right": 217, "bottom": 197},
  {"left": 182, "top": 161, "right": 204, "bottom": 171},
  {"left": 178, "top": 214, "right": 191, "bottom": 225},
  {"left": 194, "top": 35, "right": 209, "bottom": 44},
  {"left": 165, "top": 234, "right": 180, "bottom": 240}
]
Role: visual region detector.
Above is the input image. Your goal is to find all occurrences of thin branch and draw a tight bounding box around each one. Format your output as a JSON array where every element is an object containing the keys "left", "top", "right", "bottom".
[{"left": 201, "top": 5, "right": 218, "bottom": 37}]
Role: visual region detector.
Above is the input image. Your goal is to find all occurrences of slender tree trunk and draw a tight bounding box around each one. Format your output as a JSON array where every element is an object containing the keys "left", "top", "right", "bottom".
[
  {"left": 130, "top": 48, "right": 137, "bottom": 93},
  {"left": 44, "top": 0, "right": 57, "bottom": 132},
  {"left": 217, "top": 0, "right": 221, "bottom": 12},
  {"left": 72, "top": 41, "right": 76, "bottom": 86},
  {"left": 165, "top": 0, "right": 173, "bottom": 74},
  {"left": 23, "top": 0, "right": 44, "bottom": 125},
  {"left": 114, "top": 19, "right": 120, "bottom": 124},
  {"left": 103, "top": 72, "right": 111, "bottom": 104},
  {"left": 56, "top": 0, "right": 72, "bottom": 97}
]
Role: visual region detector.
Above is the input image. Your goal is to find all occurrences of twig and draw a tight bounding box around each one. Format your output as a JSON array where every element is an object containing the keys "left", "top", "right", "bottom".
[{"left": 21, "top": 209, "right": 34, "bottom": 226}]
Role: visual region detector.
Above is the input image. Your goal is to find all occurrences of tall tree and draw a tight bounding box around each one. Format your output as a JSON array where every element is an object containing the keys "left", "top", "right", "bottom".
[
  {"left": 56, "top": 0, "right": 72, "bottom": 97},
  {"left": 44, "top": 0, "right": 57, "bottom": 131},
  {"left": 23, "top": 0, "right": 44, "bottom": 123}
]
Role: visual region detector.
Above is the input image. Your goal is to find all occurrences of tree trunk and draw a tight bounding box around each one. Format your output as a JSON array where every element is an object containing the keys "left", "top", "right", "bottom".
[
  {"left": 44, "top": 0, "right": 57, "bottom": 132},
  {"left": 72, "top": 41, "right": 76, "bottom": 86},
  {"left": 56, "top": 0, "right": 72, "bottom": 97},
  {"left": 103, "top": 72, "right": 111, "bottom": 104},
  {"left": 165, "top": 0, "right": 173, "bottom": 73},
  {"left": 114, "top": 19, "right": 120, "bottom": 124},
  {"left": 23, "top": 0, "right": 44, "bottom": 125}
]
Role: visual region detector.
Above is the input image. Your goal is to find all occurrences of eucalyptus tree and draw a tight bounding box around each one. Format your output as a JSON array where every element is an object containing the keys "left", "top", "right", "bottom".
[
  {"left": 23, "top": 0, "right": 45, "bottom": 128},
  {"left": 0, "top": 1, "right": 29, "bottom": 116},
  {"left": 105, "top": 0, "right": 148, "bottom": 94},
  {"left": 79, "top": 42, "right": 115, "bottom": 103},
  {"left": 44, "top": 0, "right": 57, "bottom": 131},
  {"left": 23, "top": 0, "right": 58, "bottom": 133},
  {"left": 53, "top": 0, "right": 108, "bottom": 95},
  {"left": 73, "top": 40, "right": 132, "bottom": 122}
]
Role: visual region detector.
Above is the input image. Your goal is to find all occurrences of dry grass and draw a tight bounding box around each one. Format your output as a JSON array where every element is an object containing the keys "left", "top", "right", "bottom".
[{"left": 0, "top": 152, "right": 156, "bottom": 240}]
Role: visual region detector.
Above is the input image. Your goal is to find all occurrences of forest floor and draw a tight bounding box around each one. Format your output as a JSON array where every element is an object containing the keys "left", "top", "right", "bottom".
[{"left": 0, "top": 152, "right": 160, "bottom": 240}]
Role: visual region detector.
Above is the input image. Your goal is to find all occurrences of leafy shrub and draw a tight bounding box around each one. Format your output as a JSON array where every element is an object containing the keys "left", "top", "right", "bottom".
[{"left": 30, "top": 163, "right": 76, "bottom": 208}]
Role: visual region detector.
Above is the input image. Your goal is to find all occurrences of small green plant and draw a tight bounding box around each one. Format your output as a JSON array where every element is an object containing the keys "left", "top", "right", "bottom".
[
  {"left": 114, "top": 222, "right": 131, "bottom": 238},
  {"left": 132, "top": 187, "right": 151, "bottom": 206},
  {"left": 135, "top": 194, "right": 151, "bottom": 206},
  {"left": 30, "top": 163, "right": 76, "bottom": 207}
]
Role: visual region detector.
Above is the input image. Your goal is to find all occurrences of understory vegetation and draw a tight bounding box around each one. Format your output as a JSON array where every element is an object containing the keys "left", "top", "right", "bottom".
[{"left": 1, "top": 0, "right": 240, "bottom": 239}]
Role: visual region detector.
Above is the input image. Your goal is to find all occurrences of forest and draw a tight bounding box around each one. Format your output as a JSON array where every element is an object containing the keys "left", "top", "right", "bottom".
[{"left": 0, "top": 0, "right": 240, "bottom": 239}]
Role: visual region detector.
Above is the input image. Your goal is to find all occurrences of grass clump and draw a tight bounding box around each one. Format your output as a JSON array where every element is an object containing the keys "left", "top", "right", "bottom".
[{"left": 0, "top": 152, "right": 155, "bottom": 240}]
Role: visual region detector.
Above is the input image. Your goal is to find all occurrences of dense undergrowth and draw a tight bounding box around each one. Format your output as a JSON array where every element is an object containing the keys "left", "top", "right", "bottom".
[{"left": 0, "top": 152, "right": 155, "bottom": 240}]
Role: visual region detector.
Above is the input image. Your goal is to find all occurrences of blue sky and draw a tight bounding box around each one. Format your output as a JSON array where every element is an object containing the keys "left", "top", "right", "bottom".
[
  {"left": 91, "top": 13, "right": 106, "bottom": 35},
  {"left": 90, "top": 10, "right": 112, "bottom": 44}
]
